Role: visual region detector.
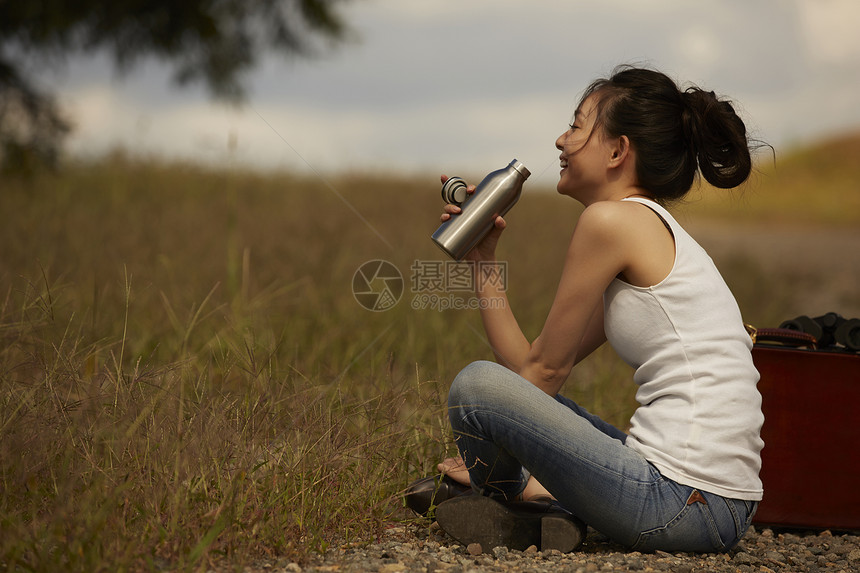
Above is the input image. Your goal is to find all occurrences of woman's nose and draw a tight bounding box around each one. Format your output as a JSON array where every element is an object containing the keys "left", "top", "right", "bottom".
[{"left": 555, "top": 131, "right": 567, "bottom": 151}]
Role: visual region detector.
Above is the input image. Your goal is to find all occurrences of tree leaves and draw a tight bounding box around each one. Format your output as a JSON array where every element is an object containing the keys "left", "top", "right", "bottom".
[{"left": 0, "top": 0, "right": 351, "bottom": 174}]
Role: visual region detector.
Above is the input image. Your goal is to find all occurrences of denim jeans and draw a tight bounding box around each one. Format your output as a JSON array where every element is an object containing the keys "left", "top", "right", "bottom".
[{"left": 447, "top": 360, "right": 758, "bottom": 552}]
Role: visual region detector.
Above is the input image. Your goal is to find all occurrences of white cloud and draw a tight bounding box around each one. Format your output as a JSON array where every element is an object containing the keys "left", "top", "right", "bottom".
[
  {"left": 63, "top": 85, "right": 141, "bottom": 154},
  {"left": 58, "top": 0, "right": 860, "bottom": 174},
  {"left": 797, "top": 0, "right": 860, "bottom": 64},
  {"left": 674, "top": 26, "right": 723, "bottom": 71},
  {"left": 62, "top": 70, "right": 573, "bottom": 177}
]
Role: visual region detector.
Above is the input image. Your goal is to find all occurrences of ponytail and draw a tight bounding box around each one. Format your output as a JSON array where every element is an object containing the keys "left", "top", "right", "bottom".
[{"left": 682, "top": 87, "right": 751, "bottom": 189}]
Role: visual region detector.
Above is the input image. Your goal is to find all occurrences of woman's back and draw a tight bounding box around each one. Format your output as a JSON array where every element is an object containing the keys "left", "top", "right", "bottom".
[{"left": 604, "top": 198, "right": 764, "bottom": 500}]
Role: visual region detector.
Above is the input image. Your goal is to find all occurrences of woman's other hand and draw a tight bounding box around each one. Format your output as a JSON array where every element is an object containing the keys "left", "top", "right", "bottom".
[{"left": 439, "top": 174, "right": 506, "bottom": 262}]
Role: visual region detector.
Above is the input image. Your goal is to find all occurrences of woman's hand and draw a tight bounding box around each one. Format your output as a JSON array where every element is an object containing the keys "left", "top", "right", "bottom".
[{"left": 439, "top": 174, "right": 506, "bottom": 262}]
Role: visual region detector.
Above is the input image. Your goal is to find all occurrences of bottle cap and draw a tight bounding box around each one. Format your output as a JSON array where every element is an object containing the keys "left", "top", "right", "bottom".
[
  {"left": 441, "top": 177, "right": 468, "bottom": 205},
  {"left": 508, "top": 159, "right": 530, "bottom": 179}
]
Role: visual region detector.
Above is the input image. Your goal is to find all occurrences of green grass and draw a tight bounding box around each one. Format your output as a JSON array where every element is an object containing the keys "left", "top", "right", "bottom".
[{"left": 1, "top": 138, "right": 857, "bottom": 571}]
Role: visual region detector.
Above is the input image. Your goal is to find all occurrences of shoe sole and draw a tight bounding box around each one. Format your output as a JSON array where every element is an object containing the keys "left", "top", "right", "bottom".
[
  {"left": 404, "top": 476, "right": 473, "bottom": 518},
  {"left": 435, "top": 495, "right": 584, "bottom": 553}
]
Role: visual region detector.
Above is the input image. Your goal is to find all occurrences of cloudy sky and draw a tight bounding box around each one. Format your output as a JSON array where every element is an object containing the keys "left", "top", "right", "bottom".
[{"left": 53, "top": 0, "right": 860, "bottom": 184}]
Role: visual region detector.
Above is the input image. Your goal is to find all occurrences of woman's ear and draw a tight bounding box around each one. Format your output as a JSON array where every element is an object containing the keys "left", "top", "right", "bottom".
[{"left": 608, "top": 135, "right": 631, "bottom": 168}]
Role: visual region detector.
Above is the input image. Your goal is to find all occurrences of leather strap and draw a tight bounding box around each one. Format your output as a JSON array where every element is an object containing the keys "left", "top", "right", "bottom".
[{"left": 746, "top": 324, "right": 817, "bottom": 349}]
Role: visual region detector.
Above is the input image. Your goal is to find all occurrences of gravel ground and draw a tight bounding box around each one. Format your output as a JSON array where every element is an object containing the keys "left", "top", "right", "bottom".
[
  {"left": 230, "top": 519, "right": 859, "bottom": 573},
  {"left": 688, "top": 220, "right": 860, "bottom": 319}
]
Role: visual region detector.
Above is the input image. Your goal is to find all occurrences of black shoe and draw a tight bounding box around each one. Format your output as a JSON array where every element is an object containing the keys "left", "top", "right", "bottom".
[
  {"left": 404, "top": 475, "right": 473, "bottom": 517},
  {"left": 435, "top": 495, "right": 586, "bottom": 553}
]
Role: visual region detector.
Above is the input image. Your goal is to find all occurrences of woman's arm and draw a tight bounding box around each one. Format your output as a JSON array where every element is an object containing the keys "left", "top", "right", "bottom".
[
  {"left": 471, "top": 201, "right": 629, "bottom": 393},
  {"left": 441, "top": 180, "right": 639, "bottom": 393},
  {"left": 517, "top": 202, "right": 635, "bottom": 395},
  {"left": 474, "top": 258, "right": 529, "bottom": 370},
  {"left": 475, "top": 267, "right": 606, "bottom": 373},
  {"left": 437, "top": 182, "right": 534, "bottom": 369},
  {"left": 575, "top": 302, "right": 608, "bottom": 366}
]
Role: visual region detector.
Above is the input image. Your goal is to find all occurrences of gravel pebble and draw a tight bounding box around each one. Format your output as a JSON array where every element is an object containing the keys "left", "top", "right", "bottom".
[{"left": 214, "top": 522, "right": 860, "bottom": 573}]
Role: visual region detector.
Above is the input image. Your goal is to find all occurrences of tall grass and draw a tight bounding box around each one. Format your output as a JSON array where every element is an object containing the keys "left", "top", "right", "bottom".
[{"left": 0, "top": 146, "right": 855, "bottom": 571}]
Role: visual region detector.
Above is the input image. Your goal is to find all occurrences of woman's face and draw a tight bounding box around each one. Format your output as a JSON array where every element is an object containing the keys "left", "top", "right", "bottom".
[{"left": 555, "top": 94, "right": 614, "bottom": 201}]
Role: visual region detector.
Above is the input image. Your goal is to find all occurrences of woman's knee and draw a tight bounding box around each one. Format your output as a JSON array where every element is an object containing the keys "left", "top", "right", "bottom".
[
  {"left": 448, "top": 360, "right": 536, "bottom": 414},
  {"left": 448, "top": 360, "right": 506, "bottom": 405}
]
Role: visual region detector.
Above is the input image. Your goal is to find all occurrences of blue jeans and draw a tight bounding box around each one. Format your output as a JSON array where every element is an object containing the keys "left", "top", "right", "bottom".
[{"left": 447, "top": 361, "right": 758, "bottom": 553}]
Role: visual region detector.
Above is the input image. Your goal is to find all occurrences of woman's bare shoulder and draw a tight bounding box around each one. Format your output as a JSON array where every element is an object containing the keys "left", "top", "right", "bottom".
[{"left": 575, "top": 200, "right": 655, "bottom": 237}]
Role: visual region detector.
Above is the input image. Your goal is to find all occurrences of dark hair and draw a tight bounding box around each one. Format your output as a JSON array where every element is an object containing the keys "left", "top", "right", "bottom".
[{"left": 580, "top": 66, "right": 753, "bottom": 202}]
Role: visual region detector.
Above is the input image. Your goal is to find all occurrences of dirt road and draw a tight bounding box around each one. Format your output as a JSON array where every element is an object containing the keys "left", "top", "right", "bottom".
[{"left": 688, "top": 220, "right": 860, "bottom": 322}]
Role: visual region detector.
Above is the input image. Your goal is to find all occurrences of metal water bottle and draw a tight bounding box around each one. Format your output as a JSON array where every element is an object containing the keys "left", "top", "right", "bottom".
[{"left": 431, "top": 159, "right": 530, "bottom": 260}]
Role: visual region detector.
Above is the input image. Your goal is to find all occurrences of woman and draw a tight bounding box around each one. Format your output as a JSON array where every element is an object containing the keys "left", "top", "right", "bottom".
[{"left": 408, "top": 66, "right": 764, "bottom": 553}]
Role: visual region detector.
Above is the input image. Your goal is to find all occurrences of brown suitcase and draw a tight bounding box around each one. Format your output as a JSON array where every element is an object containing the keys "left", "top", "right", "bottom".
[{"left": 751, "top": 327, "right": 860, "bottom": 531}]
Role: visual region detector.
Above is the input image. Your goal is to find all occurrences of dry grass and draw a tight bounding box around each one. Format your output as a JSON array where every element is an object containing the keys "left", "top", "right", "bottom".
[
  {"left": 0, "top": 137, "right": 857, "bottom": 571},
  {"left": 684, "top": 131, "right": 860, "bottom": 227}
]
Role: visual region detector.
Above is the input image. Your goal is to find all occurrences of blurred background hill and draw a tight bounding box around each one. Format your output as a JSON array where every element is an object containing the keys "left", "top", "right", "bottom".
[{"left": 684, "top": 130, "right": 860, "bottom": 226}]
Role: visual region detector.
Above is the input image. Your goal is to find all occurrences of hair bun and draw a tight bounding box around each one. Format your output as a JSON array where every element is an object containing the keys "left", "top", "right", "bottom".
[{"left": 682, "top": 88, "right": 752, "bottom": 189}]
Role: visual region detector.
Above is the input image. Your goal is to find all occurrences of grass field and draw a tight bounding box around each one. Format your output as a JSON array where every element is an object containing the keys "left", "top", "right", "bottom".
[{"left": 1, "top": 135, "right": 858, "bottom": 571}]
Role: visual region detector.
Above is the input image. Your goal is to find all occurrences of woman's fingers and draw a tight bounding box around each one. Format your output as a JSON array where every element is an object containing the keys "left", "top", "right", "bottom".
[
  {"left": 440, "top": 203, "right": 461, "bottom": 221},
  {"left": 438, "top": 174, "right": 477, "bottom": 221}
]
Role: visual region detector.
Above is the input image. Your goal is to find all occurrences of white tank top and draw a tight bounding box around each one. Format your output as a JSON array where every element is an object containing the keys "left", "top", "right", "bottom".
[{"left": 603, "top": 198, "right": 764, "bottom": 500}]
